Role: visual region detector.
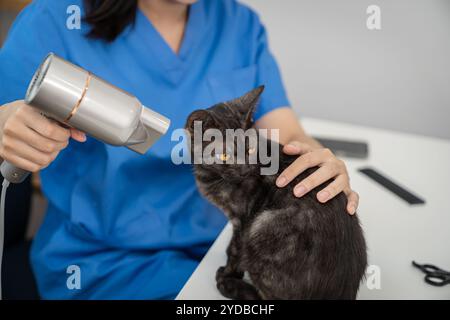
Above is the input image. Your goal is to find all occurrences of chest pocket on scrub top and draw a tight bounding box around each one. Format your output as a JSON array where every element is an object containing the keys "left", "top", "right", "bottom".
[{"left": 207, "top": 65, "right": 257, "bottom": 104}]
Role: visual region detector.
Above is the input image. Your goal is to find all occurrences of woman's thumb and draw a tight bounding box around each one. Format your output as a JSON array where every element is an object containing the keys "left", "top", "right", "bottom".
[{"left": 70, "top": 128, "right": 87, "bottom": 142}]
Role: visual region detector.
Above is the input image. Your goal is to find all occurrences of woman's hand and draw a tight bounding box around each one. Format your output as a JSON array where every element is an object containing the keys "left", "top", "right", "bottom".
[
  {"left": 275, "top": 140, "right": 359, "bottom": 215},
  {"left": 0, "top": 100, "right": 86, "bottom": 172}
]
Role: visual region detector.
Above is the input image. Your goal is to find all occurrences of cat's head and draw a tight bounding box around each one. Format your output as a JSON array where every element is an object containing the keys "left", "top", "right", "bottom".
[{"left": 185, "top": 86, "right": 264, "bottom": 178}]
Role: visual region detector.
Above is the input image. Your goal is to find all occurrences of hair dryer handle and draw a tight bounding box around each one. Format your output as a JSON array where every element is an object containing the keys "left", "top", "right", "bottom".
[{"left": 0, "top": 161, "right": 30, "bottom": 184}]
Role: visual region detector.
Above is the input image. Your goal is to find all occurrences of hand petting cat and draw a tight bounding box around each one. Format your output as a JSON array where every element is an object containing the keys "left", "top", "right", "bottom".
[{"left": 275, "top": 140, "right": 359, "bottom": 215}]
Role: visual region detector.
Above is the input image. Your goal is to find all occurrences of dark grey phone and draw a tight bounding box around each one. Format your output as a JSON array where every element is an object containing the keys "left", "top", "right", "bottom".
[{"left": 313, "top": 137, "right": 369, "bottom": 159}]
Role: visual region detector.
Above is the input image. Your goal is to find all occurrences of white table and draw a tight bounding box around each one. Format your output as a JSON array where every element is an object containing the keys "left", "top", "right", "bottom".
[{"left": 177, "top": 118, "right": 450, "bottom": 300}]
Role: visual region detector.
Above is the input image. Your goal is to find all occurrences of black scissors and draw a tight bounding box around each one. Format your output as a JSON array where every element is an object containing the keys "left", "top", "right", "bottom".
[{"left": 412, "top": 261, "right": 450, "bottom": 287}]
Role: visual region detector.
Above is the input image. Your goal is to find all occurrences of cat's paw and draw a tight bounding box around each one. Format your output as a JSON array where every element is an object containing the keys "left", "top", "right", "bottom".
[
  {"left": 216, "top": 278, "right": 261, "bottom": 300},
  {"left": 216, "top": 266, "right": 243, "bottom": 281},
  {"left": 216, "top": 266, "right": 228, "bottom": 281}
]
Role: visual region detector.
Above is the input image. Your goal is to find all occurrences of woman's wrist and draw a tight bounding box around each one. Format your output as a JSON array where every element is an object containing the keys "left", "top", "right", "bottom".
[{"left": 285, "top": 135, "right": 322, "bottom": 150}]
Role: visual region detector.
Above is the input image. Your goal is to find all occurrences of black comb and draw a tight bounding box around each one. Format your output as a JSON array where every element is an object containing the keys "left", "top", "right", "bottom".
[{"left": 358, "top": 167, "right": 425, "bottom": 205}]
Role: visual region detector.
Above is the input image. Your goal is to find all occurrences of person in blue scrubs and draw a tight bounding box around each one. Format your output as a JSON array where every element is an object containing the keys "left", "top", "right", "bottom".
[{"left": 0, "top": 0, "right": 359, "bottom": 299}]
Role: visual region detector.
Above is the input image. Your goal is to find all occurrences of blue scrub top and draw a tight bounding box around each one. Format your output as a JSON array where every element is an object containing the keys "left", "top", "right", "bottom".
[{"left": 0, "top": 0, "right": 289, "bottom": 299}]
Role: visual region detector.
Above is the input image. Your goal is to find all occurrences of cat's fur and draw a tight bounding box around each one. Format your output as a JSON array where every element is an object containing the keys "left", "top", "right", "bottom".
[{"left": 185, "top": 86, "right": 367, "bottom": 300}]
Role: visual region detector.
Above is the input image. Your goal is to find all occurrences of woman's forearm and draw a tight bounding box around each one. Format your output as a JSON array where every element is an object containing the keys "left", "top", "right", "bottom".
[
  {"left": 254, "top": 107, "right": 322, "bottom": 148},
  {"left": 285, "top": 132, "right": 322, "bottom": 149}
]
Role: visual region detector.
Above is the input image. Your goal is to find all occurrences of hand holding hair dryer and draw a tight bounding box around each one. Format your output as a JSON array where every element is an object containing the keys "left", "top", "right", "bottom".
[{"left": 0, "top": 53, "right": 170, "bottom": 183}]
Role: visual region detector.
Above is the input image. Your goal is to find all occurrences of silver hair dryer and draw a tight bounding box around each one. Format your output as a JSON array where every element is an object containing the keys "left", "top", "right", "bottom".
[{"left": 0, "top": 53, "right": 171, "bottom": 183}]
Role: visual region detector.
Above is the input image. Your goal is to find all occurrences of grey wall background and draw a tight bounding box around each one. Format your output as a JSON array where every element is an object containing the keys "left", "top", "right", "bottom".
[{"left": 241, "top": 0, "right": 450, "bottom": 139}]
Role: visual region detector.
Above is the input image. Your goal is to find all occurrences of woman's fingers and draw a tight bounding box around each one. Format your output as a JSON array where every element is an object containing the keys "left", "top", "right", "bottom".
[
  {"left": 283, "top": 141, "right": 313, "bottom": 155},
  {"left": 18, "top": 105, "right": 86, "bottom": 143},
  {"left": 70, "top": 128, "right": 87, "bottom": 142},
  {"left": 293, "top": 164, "right": 340, "bottom": 198},
  {"left": 345, "top": 189, "right": 359, "bottom": 215},
  {"left": 18, "top": 106, "right": 71, "bottom": 142},
  {"left": 316, "top": 174, "right": 348, "bottom": 202},
  {"left": 0, "top": 152, "right": 42, "bottom": 173},
  {"left": 6, "top": 121, "right": 68, "bottom": 153},
  {"left": 276, "top": 148, "right": 333, "bottom": 187},
  {"left": 2, "top": 135, "right": 58, "bottom": 167},
  {"left": 2, "top": 137, "right": 59, "bottom": 171}
]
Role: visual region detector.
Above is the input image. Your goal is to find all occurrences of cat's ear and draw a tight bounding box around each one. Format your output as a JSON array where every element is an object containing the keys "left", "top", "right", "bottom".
[
  {"left": 232, "top": 86, "right": 265, "bottom": 130},
  {"left": 185, "top": 109, "right": 217, "bottom": 135}
]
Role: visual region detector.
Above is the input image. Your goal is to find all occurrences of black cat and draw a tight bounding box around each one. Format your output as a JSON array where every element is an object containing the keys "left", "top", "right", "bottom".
[{"left": 185, "top": 86, "right": 367, "bottom": 299}]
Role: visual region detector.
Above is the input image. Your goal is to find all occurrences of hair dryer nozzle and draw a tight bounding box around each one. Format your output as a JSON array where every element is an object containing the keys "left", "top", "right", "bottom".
[{"left": 126, "top": 106, "right": 171, "bottom": 154}]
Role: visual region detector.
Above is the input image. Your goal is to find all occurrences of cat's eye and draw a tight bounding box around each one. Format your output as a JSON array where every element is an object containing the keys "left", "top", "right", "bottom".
[
  {"left": 216, "top": 153, "right": 230, "bottom": 161},
  {"left": 248, "top": 147, "right": 256, "bottom": 155}
]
